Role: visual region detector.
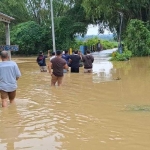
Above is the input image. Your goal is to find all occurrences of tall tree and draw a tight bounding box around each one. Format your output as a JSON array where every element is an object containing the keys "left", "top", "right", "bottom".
[
  {"left": 82, "top": 0, "right": 150, "bottom": 33},
  {"left": 0, "top": 0, "right": 30, "bottom": 23}
]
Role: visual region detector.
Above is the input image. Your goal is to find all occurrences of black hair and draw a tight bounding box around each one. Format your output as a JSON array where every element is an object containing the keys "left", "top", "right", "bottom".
[
  {"left": 56, "top": 50, "right": 62, "bottom": 55},
  {"left": 52, "top": 52, "right": 55, "bottom": 56},
  {"left": 87, "top": 50, "right": 90, "bottom": 54},
  {"left": 65, "top": 50, "right": 68, "bottom": 54},
  {"left": 74, "top": 50, "right": 78, "bottom": 54},
  {"left": 39, "top": 51, "right": 43, "bottom": 55}
]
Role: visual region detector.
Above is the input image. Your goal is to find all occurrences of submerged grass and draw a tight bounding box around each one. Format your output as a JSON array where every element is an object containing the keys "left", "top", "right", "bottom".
[{"left": 125, "top": 105, "right": 150, "bottom": 112}]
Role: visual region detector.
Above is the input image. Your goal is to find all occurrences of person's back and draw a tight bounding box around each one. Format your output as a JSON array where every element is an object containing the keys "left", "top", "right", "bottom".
[
  {"left": 0, "top": 61, "right": 20, "bottom": 92},
  {"left": 69, "top": 50, "right": 81, "bottom": 73},
  {"left": 62, "top": 50, "right": 70, "bottom": 64},
  {"left": 0, "top": 51, "right": 21, "bottom": 107},
  {"left": 37, "top": 51, "right": 50, "bottom": 72},
  {"left": 51, "top": 57, "right": 66, "bottom": 76},
  {"left": 97, "top": 40, "right": 103, "bottom": 51},
  {"left": 82, "top": 50, "right": 94, "bottom": 73},
  {"left": 48, "top": 50, "right": 68, "bottom": 86}
]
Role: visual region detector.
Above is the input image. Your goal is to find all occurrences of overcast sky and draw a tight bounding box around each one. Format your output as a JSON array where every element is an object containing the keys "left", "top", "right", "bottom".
[{"left": 86, "top": 25, "right": 111, "bottom": 35}]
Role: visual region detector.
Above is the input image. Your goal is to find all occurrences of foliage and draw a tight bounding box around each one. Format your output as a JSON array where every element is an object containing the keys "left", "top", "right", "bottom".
[
  {"left": 2, "top": 0, "right": 150, "bottom": 56},
  {"left": 0, "top": 0, "right": 30, "bottom": 23},
  {"left": 10, "top": 21, "right": 51, "bottom": 55},
  {"left": 83, "top": 37, "right": 118, "bottom": 50},
  {"left": 0, "top": 0, "right": 91, "bottom": 55},
  {"left": 82, "top": 0, "right": 150, "bottom": 34},
  {"left": 0, "top": 0, "right": 31, "bottom": 45},
  {"left": 124, "top": 19, "right": 150, "bottom": 56},
  {"left": 70, "top": 37, "right": 118, "bottom": 50},
  {"left": 101, "top": 40, "right": 118, "bottom": 50},
  {"left": 71, "top": 40, "right": 83, "bottom": 50},
  {"left": 55, "top": 15, "right": 87, "bottom": 50},
  {"left": 110, "top": 48, "right": 132, "bottom": 61}
]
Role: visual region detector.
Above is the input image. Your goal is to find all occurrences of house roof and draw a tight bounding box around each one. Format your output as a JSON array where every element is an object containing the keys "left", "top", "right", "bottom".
[{"left": 0, "top": 12, "right": 15, "bottom": 23}]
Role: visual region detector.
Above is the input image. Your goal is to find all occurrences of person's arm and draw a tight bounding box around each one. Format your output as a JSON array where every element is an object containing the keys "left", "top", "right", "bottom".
[
  {"left": 79, "top": 53, "right": 83, "bottom": 61},
  {"left": 79, "top": 55, "right": 81, "bottom": 61},
  {"left": 69, "top": 55, "right": 72, "bottom": 63},
  {"left": 48, "top": 62, "right": 52, "bottom": 74},
  {"left": 44, "top": 50, "right": 50, "bottom": 59},
  {"left": 64, "top": 63, "right": 68, "bottom": 70},
  {"left": 81, "top": 55, "right": 85, "bottom": 62},
  {"left": 14, "top": 63, "right": 21, "bottom": 80},
  {"left": 91, "top": 56, "right": 94, "bottom": 63},
  {"left": 36, "top": 57, "right": 38, "bottom": 63},
  {"left": 47, "top": 50, "right": 50, "bottom": 57}
]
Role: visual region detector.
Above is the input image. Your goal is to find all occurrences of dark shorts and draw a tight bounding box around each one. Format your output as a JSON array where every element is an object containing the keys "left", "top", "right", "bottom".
[
  {"left": 0, "top": 90, "right": 16, "bottom": 100},
  {"left": 71, "top": 67, "right": 79, "bottom": 73}
]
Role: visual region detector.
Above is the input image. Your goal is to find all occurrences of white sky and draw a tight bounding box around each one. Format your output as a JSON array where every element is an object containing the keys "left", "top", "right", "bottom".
[{"left": 86, "top": 25, "right": 111, "bottom": 35}]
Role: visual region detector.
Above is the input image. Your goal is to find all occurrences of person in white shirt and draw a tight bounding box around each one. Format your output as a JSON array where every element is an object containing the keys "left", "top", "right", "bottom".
[{"left": 50, "top": 52, "right": 56, "bottom": 61}]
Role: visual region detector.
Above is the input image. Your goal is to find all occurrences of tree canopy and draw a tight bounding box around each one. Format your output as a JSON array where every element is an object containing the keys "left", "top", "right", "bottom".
[
  {"left": 82, "top": 0, "right": 150, "bottom": 33},
  {"left": 0, "top": 0, "right": 150, "bottom": 55}
]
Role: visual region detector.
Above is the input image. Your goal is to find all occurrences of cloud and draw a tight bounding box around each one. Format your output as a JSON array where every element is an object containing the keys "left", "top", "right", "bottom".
[{"left": 86, "top": 25, "right": 111, "bottom": 35}]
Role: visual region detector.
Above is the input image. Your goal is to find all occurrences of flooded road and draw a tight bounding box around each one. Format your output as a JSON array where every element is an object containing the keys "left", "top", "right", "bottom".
[{"left": 0, "top": 56, "right": 150, "bottom": 150}]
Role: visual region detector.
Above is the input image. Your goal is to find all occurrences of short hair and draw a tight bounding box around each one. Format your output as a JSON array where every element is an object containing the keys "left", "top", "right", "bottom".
[
  {"left": 65, "top": 50, "right": 68, "bottom": 54},
  {"left": 52, "top": 52, "right": 55, "bottom": 56},
  {"left": 87, "top": 50, "right": 90, "bottom": 54},
  {"left": 56, "top": 50, "right": 62, "bottom": 55},
  {"left": 74, "top": 50, "right": 78, "bottom": 54},
  {"left": 39, "top": 51, "right": 43, "bottom": 55},
  {"left": 1, "top": 51, "right": 9, "bottom": 59}
]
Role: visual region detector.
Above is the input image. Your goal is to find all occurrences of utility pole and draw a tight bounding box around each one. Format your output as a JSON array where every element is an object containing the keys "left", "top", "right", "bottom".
[
  {"left": 118, "top": 12, "right": 123, "bottom": 54},
  {"left": 50, "top": 0, "right": 56, "bottom": 53},
  {"left": 5, "top": 23, "right": 11, "bottom": 60}
]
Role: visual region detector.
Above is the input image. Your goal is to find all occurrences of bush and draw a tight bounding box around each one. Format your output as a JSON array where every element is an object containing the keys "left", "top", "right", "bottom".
[
  {"left": 110, "top": 48, "right": 132, "bottom": 61},
  {"left": 124, "top": 19, "right": 150, "bottom": 56},
  {"left": 101, "top": 40, "right": 118, "bottom": 50},
  {"left": 71, "top": 37, "right": 118, "bottom": 50},
  {"left": 11, "top": 21, "right": 51, "bottom": 55}
]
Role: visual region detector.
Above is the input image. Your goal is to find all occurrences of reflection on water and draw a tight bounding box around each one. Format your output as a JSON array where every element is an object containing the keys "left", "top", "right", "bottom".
[
  {"left": 0, "top": 56, "right": 150, "bottom": 150},
  {"left": 93, "top": 60, "right": 115, "bottom": 83}
]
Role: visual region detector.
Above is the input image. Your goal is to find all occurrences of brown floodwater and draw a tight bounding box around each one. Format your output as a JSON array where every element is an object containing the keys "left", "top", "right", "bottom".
[{"left": 0, "top": 56, "right": 150, "bottom": 150}]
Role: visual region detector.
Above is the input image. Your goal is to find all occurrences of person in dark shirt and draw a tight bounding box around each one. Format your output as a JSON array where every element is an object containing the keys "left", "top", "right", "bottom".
[
  {"left": 48, "top": 50, "right": 68, "bottom": 86},
  {"left": 97, "top": 40, "right": 103, "bottom": 51},
  {"left": 69, "top": 50, "right": 81, "bottom": 73},
  {"left": 36, "top": 50, "right": 50, "bottom": 72},
  {"left": 62, "top": 50, "right": 70, "bottom": 64},
  {"left": 82, "top": 50, "right": 94, "bottom": 73}
]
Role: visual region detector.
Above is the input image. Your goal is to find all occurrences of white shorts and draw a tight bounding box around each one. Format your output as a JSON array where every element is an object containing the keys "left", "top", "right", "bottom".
[{"left": 40, "top": 66, "right": 47, "bottom": 72}]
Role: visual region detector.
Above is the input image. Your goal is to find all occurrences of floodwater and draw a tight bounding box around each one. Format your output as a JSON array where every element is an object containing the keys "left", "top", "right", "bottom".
[{"left": 0, "top": 56, "right": 150, "bottom": 150}]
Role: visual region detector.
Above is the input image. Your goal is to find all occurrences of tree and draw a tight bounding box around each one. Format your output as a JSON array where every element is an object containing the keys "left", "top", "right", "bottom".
[
  {"left": 10, "top": 21, "right": 51, "bottom": 55},
  {"left": 124, "top": 19, "right": 150, "bottom": 56},
  {"left": 82, "top": 0, "right": 150, "bottom": 34},
  {"left": 0, "top": 0, "right": 30, "bottom": 23}
]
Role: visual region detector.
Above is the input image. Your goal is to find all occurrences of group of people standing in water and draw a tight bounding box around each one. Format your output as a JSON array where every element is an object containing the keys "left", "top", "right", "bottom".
[
  {"left": 36, "top": 49, "right": 94, "bottom": 86},
  {"left": 0, "top": 49, "right": 94, "bottom": 107}
]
